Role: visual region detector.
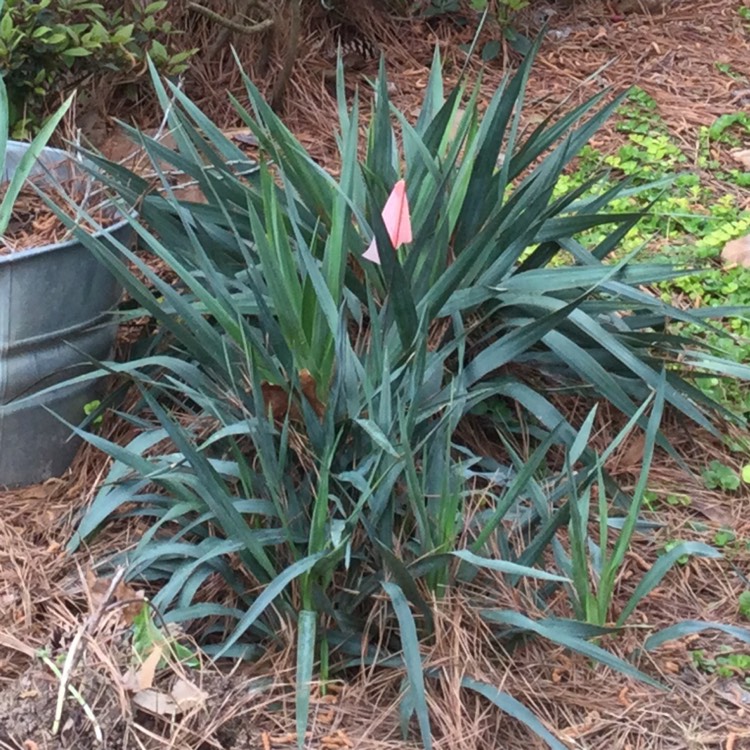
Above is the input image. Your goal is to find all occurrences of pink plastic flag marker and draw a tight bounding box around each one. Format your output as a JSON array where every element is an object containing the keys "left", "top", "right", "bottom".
[{"left": 362, "top": 179, "right": 412, "bottom": 265}]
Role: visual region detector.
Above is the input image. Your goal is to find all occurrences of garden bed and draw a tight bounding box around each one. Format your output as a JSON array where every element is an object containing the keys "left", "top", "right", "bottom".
[{"left": 1, "top": 1, "right": 749, "bottom": 749}]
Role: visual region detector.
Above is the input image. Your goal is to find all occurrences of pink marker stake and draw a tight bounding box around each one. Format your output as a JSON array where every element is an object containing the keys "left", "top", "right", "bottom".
[{"left": 362, "top": 179, "right": 412, "bottom": 265}]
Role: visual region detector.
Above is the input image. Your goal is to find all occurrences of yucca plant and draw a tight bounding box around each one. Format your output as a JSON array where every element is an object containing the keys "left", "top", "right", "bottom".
[
  {"left": 48, "top": 41, "right": 750, "bottom": 748},
  {"left": 554, "top": 380, "right": 721, "bottom": 628}
]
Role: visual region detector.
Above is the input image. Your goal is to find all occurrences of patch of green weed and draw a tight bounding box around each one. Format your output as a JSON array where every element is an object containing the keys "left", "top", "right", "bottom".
[
  {"left": 692, "top": 647, "right": 750, "bottom": 684},
  {"left": 554, "top": 86, "right": 750, "bottom": 416},
  {"left": 702, "top": 460, "right": 741, "bottom": 491},
  {"left": 739, "top": 591, "right": 750, "bottom": 620}
]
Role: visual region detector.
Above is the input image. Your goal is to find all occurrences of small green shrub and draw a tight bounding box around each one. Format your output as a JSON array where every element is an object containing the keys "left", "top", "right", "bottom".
[
  {"left": 661, "top": 540, "right": 691, "bottom": 566},
  {"left": 0, "top": 40, "right": 73, "bottom": 233},
  {"left": 132, "top": 604, "right": 199, "bottom": 668},
  {"left": 713, "top": 529, "right": 736, "bottom": 547},
  {"left": 421, "top": 0, "right": 530, "bottom": 19},
  {"left": 470, "top": 0, "right": 530, "bottom": 21},
  {"left": 0, "top": 0, "right": 194, "bottom": 135},
  {"left": 419, "top": 0, "right": 541, "bottom": 58}
]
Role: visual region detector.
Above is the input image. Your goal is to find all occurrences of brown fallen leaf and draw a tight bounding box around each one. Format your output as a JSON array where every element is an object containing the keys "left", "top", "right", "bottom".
[
  {"left": 721, "top": 234, "right": 750, "bottom": 268},
  {"left": 132, "top": 688, "right": 179, "bottom": 716},
  {"left": 689, "top": 497, "right": 734, "bottom": 526},
  {"left": 223, "top": 128, "right": 260, "bottom": 148},
  {"left": 84, "top": 568, "right": 144, "bottom": 625},
  {"left": 664, "top": 660, "right": 681, "bottom": 674},
  {"left": 85, "top": 568, "right": 113, "bottom": 612},
  {"left": 259, "top": 369, "right": 328, "bottom": 423},
  {"left": 121, "top": 667, "right": 140, "bottom": 693},
  {"left": 299, "top": 369, "right": 326, "bottom": 419},
  {"left": 170, "top": 678, "right": 208, "bottom": 712},
  {"left": 0, "top": 632, "right": 37, "bottom": 658},
  {"left": 731, "top": 149, "right": 750, "bottom": 171},
  {"left": 137, "top": 644, "right": 163, "bottom": 691},
  {"left": 615, "top": 432, "right": 646, "bottom": 470},
  {"left": 259, "top": 382, "right": 301, "bottom": 422}
]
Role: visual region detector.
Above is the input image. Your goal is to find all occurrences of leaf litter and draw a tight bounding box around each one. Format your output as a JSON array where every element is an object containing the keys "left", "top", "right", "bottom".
[
  {"left": 0, "top": 176, "right": 121, "bottom": 256},
  {"left": 1, "top": 0, "right": 750, "bottom": 747}
]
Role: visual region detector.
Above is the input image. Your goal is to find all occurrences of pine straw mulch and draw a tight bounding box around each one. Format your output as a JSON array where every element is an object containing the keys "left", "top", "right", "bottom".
[
  {"left": 0, "top": 176, "right": 124, "bottom": 256},
  {"left": 0, "top": 417, "right": 749, "bottom": 749},
  {"left": 2, "top": 0, "right": 750, "bottom": 748},
  {"left": 92, "top": 0, "right": 749, "bottom": 198}
]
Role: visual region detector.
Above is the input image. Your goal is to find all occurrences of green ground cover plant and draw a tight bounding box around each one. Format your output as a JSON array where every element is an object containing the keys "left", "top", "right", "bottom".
[
  {"left": 553, "top": 85, "right": 750, "bottom": 422},
  {"left": 740, "top": 591, "right": 750, "bottom": 619},
  {"left": 692, "top": 647, "right": 750, "bottom": 686},
  {"left": 42, "top": 45, "right": 750, "bottom": 748}
]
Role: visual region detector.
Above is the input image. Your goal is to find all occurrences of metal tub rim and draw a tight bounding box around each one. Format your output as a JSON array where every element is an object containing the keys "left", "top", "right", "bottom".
[{"left": 0, "top": 140, "right": 130, "bottom": 265}]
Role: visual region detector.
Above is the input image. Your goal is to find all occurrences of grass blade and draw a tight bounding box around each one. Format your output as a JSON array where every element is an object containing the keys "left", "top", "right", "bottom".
[
  {"left": 644, "top": 621, "right": 750, "bottom": 651},
  {"left": 481, "top": 609, "right": 662, "bottom": 688},
  {"left": 461, "top": 677, "right": 567, "bottom": 750},
  {"left": 216, "top": 554, "right": 324, "bottom": 658},
  {"left": 382, "top": 582, "right": 432, "bottom": 750},
  {"left": 618, "top": 543, "right": 722, "bottom": 626},
  {"left": 296, "top": 610, "right": 317, "bottom": 748}
]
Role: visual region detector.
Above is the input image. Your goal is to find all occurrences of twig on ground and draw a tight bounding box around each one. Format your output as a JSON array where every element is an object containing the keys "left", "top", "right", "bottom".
[
  {"left": 187, "top": 1, "right": 274, "bottom": 35},
  {"left": 51, "top": 565, "right": 127, "bottom": 738},
  {"left": 42, "top": 652, "right": 104, "bottom": 743}
]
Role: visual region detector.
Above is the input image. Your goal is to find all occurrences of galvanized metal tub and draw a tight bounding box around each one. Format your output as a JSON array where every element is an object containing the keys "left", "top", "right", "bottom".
[{"left": 0, "top": 141, "right": 129, "bottom": 488}]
